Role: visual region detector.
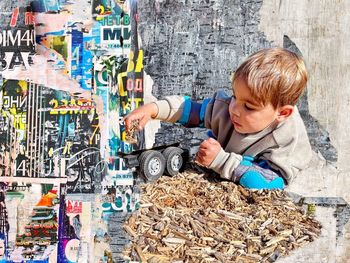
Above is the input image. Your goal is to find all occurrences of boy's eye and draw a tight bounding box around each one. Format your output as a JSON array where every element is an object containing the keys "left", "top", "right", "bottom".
[{"left": 244, "top": 104, "right": 254, "bottom": 111}]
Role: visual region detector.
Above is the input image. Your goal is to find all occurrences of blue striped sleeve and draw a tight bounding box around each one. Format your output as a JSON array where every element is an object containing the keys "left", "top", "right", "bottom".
[
  {"left": 178, "top": 97, "right": 210, "bottom": 127},
  {"left": 178, "top": 96, "right": 191, "bottom": 125},
  {"left": 233, "top": 156, "right": 284, "bottom": 190},
  {"left": 199, "top": 98, "right": 210, "bottom": 127}
]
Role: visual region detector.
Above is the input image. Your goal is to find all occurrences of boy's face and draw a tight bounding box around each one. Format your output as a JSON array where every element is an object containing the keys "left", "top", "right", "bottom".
[{"left": 229, "top": 77, "right": 280, "bottom": 134}]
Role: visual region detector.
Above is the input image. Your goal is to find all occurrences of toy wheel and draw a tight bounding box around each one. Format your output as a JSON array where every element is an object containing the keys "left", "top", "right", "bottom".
[
  {"left": 139, "top": 150, "right": 166, "bottom": 182},
  {"left": 163, "top": 147, "right": 184, "bottom": 176}
]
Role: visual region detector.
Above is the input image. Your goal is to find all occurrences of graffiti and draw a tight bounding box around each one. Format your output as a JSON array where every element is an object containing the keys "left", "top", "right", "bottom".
[
  {"left": 2, "top": 95, "right": 27, "bottom": 109},
  {"left": 63, "top": 147, "right": 103, "bottom": 194},
  {"left": 0, "top": 0, "right": 143, "bottom": 261},
  {"left": 0, "top": 29, "right": 35, "bottom": 48},
  {"left": 0, "top": 80, "right": 102, "bottom": 182},
  {"left": 101, "top": 185, "right": 139, "bottom": 215},
  {"left": 100, "top": 26, "right": 131, "bottom": 46},
  {"left": 0, "top": 50, "right": 35, "bottom": 71},
  {"left": 68, "top": 24, "right": 94, "bottom": 90},
  {"left": 101, "top": 13, "right": 130, "bottom": 26},
  {"left": 0, "top": 7, "right": 36, "bottom": 72},
  {"left": 58, "top": 192, "right": 94, "bottom": 262},
  {"left": 0, "top": 182, "right": 60, "bottom": 261},
  {"left": 48, "top": 98, "right": 94, "bottom": 115},
  {"left": 10, "top": 7, "right": 20, "bottom": 27},
  {"left": 66, "top": 200, "right": 82, "bottom": 214}
]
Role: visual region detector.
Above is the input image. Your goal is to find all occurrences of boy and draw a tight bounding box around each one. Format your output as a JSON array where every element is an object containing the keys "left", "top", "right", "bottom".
[{"left": 124, "top": 47, "right": 312, "bottom": 190}]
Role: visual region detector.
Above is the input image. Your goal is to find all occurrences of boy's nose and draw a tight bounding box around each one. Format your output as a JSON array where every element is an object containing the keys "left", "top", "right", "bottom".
[{"left": 230, "top": 102, "right": 240, "bottom": 117}]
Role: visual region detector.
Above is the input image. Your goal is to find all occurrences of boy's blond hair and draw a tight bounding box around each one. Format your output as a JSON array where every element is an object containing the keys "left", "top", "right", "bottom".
[{"left": 233, "top": 47, "right": 308, "bottom": 108}]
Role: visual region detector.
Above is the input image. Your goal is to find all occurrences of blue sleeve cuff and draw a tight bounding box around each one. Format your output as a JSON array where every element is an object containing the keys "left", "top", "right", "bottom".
[
  {"left": 238, "top": 156, "right": 284, "bottom": 189},
  {"left": 178, "top": 96, "right": 191, "bottom": 125},
  {"left": 240, "top": 172, "right": 285, "bottom": 190},
  {"left": 233, "top": 156, "right": 283, "bottom": 188}
]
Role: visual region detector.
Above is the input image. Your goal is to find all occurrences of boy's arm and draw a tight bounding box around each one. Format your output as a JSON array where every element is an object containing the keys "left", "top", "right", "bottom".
[
  {"left": 209, "top": 149, "right": 285, "bottom": 189},
  {"left": 154, "top": 96, "right": 211, "bottom": 127},
  {"left": 125, "top": 92, "right": 220, "bottom": 131},
  {"left": 261, "top": 146, "right": 311, "bottom": 184}
]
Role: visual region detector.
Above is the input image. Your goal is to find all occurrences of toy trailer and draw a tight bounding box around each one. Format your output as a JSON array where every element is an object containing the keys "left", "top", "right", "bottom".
[{"left": 120, "top": 142, "right": 189, "bottom": 182}]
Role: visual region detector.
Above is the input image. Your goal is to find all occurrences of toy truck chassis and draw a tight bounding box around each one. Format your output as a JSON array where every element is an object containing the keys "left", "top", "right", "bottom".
[{"left": 121, "top": 143, "right": 189, "bottom": 182}]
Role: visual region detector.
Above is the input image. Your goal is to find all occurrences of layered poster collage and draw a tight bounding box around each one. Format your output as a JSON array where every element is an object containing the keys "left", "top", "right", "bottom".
[{"left": 0, "top": 0, "right": 143, "bottom": 261}]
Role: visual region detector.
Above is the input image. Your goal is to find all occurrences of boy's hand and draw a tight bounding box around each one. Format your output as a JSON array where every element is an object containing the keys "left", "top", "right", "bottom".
[
  {"left": 124, "top": 103, "right": 158, "bottom": 131},
  {"left": 195, "top": 138, "right": 221, "bottom": 167}
]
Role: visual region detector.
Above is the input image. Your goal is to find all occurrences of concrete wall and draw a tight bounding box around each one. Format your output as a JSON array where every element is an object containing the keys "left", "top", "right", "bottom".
[
  {"left": 260, "top": 1, "right": 350, "bottom": 262},
  {"left": 259, "top": 0, "right": 350, "bottom": 170}
]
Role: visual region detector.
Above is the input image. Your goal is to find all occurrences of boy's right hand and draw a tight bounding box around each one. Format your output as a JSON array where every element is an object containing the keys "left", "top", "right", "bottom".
[{"left": 124, "top": 102, "right": 159, "bottom": 131}]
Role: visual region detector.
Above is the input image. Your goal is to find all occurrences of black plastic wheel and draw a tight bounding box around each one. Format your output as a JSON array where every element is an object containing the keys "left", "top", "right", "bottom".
[
  {"left": 162, "top": 147, "right": 184, "bottom": 176},
  {"left": 139, "top": 150, "right": 166, "bottom": 182}
]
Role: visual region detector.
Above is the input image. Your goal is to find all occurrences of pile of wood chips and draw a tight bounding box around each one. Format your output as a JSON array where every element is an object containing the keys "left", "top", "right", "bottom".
[{"left": 122, "top": 171, "right": 322, "bottom": 263}]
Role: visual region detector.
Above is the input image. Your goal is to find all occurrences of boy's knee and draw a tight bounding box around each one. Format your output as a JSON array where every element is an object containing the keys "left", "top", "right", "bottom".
[{"left": 239, "top": 170, "right": 285, "bottom": 190}]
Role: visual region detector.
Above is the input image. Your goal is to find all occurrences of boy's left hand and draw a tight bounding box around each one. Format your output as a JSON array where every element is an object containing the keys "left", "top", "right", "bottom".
[{"left": 195, "top": 138, "right": 222, "bottom": 167}]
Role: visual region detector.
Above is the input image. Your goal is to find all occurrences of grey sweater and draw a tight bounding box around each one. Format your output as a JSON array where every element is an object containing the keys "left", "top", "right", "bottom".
[{"left": 154, "top": 90, "right": 312, "bottom": 184}]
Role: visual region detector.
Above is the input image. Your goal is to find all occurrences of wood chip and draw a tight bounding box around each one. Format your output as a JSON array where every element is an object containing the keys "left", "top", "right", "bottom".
[
  {"left": 123, "top": 225, "right": 137, "bottom": 239},
  {"left": 133, "top": 244, "right": 147, "bottom": 262},
  {"left": 125, "top": 120, "right": 139, "bottom": 144},
  {"left": 265, "top": 236, "right": 288, "bottom": 247},
  {"left": 162, "top": 237, "right": 187, "bottom": 245},
  {"left": 123, "top": 171, "right": 322, "bottom": 262}
]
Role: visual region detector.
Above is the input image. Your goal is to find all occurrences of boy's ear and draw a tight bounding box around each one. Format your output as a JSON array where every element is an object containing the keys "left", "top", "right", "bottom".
[{"left": 276, "top": 105, "right": 294, "bottom": 122}]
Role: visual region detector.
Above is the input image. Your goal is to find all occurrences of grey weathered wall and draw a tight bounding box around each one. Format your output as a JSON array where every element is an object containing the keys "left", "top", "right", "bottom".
[
  {"left": 138, "top": 0, "right": 350, "bottom": 262},
  {"left": 259, "top": 1, "right": 350, "bottom": 262},
  {"left": 139, "top": 0, "right": 270, "bottom": 98},
  {"left": 138, "top": 0, "right": 337, "bottom": 163},
  {"left": 260, "top": 0, "right": 350, "bottom": 170}
]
